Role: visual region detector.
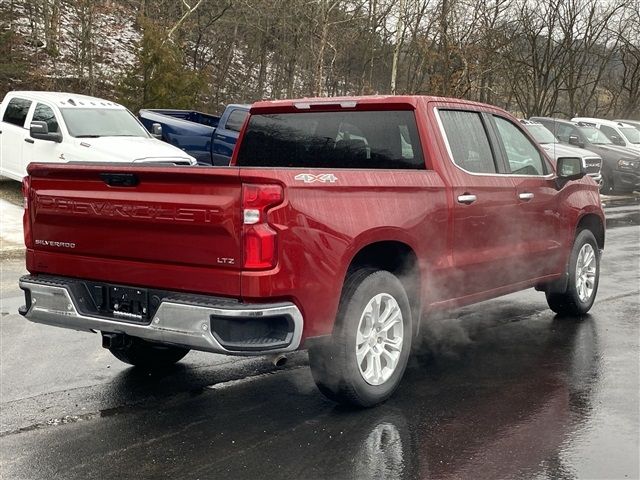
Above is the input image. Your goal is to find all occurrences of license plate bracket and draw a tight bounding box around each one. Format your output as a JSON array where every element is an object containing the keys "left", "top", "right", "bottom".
[{"left": 107, "top": 286, "right": 149, "bottom": 321}]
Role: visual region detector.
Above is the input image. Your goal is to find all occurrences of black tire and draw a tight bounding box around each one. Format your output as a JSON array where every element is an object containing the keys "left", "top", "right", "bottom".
[
  {"left": 546, "top": 229, "right": 600, "bottom": 316},
  {"left": 309, "top": 269, "right": 413, "bottom": 407},
  {"left": 600, "top": 172, "right": 613, "bottom": 194},
  {"left": 109, "top": 337, "right": 189, "bottom": 368}
]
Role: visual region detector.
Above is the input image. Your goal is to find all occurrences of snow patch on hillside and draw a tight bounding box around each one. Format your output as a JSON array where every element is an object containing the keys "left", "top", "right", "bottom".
[{"left": 12, "top": 0, "right": 140, "bottom": 85}]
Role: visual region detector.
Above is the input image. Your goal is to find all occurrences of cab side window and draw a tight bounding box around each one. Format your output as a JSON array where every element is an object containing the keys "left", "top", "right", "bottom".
[
  {"left": 32, "top": 103, "right": 60, "bottom": 133},
  {"left": 439, "top": 110, "right": 497, "bottom": 174},
  {"left": 225, "top": 109, "right": 248, "bottom": 132},
  {"left": 2, "top": 98, "right": 32, "bottom": 127},
  {"left": 494, "top": 116, "right": 546, "bottom": 175}
]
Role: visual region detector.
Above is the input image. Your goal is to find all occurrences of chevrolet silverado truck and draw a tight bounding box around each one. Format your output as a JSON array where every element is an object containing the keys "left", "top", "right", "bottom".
[
  {"left": 0, "top": 91, "right": 196, "bottom": 182},
  {"left": 139, "top": 104, "right": 249, "bottom": 166},
  {"left": 19, "top": 96, "right": 605, "bottom": 407}
]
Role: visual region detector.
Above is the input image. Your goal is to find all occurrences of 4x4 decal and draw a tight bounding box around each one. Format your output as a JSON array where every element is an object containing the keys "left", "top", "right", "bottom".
[{"left": 294, "top": 173, "right": 338, "bottom": 184}]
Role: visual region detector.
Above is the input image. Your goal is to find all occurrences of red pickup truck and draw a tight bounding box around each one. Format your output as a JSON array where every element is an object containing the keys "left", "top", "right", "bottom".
[{"left": 19, "top": 96, "right": 604, "bottom": 407}]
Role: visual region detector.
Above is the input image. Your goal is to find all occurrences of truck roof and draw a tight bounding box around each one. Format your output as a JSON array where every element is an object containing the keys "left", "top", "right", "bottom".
[
  {"left": 571, "top": 117, "right": 636, "bottom": 129},
  {"left": 250, "top": 95, "right": 495, "bottom": 113},
  {"left": 530, "top": 117, "right": 577, "bottom": 126},
  {"left": 5, "top": 91, "right": 125, "bottom": 109}
]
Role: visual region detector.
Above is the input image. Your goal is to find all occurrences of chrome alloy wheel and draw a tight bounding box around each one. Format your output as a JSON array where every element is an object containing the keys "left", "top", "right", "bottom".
[
  {"left": 575, "top": 243, "right": 597, "bottom": 302},
  {"left": 356, "top": 293, "right": 404, "bottom": 386}
]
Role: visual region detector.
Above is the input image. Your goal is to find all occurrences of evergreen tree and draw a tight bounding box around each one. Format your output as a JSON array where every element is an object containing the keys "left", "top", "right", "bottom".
[{"left": 117, "top": 19, "right": 202, "bottom": 111}]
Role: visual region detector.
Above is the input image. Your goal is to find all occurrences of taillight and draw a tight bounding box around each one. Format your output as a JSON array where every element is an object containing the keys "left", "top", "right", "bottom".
[
  {"left": 242, "top": 184, "right": 283, "bottom": 269},
  {"left": 22, "top": 176, "right": 33, "bottom": 248}
]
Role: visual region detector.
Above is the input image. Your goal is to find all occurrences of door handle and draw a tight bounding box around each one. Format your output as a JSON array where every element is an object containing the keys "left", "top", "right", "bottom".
[
  {"left": 24, "top": 138, "right": 34, "bottom": 144},
  {"left": 518, "top": 192, "right": 534, "bottom": 201},
  {"left": 457, "top": 194, "right": 477, "bottom": 204},
  {"left": 214, "top": 134, "right": 225, "bottom": 140}
]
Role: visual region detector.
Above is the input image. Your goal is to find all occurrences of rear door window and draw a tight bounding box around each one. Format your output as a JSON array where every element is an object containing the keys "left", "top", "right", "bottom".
[
  {"left": 438, "top": 110, "right": 497, "bottom": 174},
  {"left": 2, "top": 97, "right": 32, "bottom": 127},
  {"left": 236, "top": 110, "right": 425, "bottom": 169}
]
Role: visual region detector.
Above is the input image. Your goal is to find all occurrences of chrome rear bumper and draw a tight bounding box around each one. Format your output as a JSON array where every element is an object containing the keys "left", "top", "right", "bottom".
[{"left": 19, "top": 276, "right": 303, "bottom": 355}]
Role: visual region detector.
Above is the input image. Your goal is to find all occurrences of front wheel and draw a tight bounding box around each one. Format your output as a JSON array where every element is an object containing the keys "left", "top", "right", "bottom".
[
  {"left": 600, "top": 173, "right": 613, "bottom": 194},
  {"left": 309, "top": 269, "right": 412, "bottom": 407},
  {"left": 546, "top": 229, "right": 600, "bottom": 316}
]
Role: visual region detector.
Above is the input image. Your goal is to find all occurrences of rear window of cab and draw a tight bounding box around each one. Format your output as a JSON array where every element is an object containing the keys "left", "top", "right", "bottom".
[{"left": 236, "top": 110, "right": 425, "bottom": 169}]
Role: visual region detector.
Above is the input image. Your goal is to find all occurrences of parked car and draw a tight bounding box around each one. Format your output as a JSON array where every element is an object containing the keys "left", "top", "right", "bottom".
[
  {"left": 139, "top": 104, "right": 250, "bottom": 166},
  {"left": 20, "top": 96, "right": 604, "bottom": 407},
  {"left": 531, "top": 116, "right": 640, "bottom": 193},
  {"left": 0, "top": 91, "right": 197, "bottom": 182},
  {"left": 571, "top": 117, "right": 640, "bottom": 154},
  {"left": 614, "top": 119, "right": 640, "bottom": 131},
  {"left": 520, "top": 119, "right": 602, "bottom": 185}
]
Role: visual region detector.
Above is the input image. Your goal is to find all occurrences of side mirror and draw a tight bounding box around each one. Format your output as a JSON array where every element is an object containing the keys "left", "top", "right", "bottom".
[
  {"left": 30, "top": 121, "right": 62, "bottom": 143},
  {"left": 556, "top": 156, "right": 586, "bottom": 189},
  {"left": 151, "top": 123, "right": 163, "bottom": 140},
  {"left": 568, "top": 135, "right": 584, "bottom": 148}
]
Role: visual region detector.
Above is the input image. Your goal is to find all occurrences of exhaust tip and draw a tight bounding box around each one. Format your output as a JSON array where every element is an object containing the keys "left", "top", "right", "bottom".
[{"left": 270, "top": 353, "right": 287, "bottom": 368}]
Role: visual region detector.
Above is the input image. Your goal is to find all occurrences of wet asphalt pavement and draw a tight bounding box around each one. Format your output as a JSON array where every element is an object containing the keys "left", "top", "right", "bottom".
[{"left": 0, "top": 192, "right": 638, "bottom": 480}]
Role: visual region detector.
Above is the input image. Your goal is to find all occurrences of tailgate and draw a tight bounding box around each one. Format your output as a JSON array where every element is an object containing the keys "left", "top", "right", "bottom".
[{"left": 26, "top": 164, "right": 243, "bottom": 297}]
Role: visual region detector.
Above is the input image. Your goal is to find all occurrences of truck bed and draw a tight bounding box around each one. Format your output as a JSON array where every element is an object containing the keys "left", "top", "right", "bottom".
[{"left": 140, "top": 109, "right": 220, "bottom": 128}]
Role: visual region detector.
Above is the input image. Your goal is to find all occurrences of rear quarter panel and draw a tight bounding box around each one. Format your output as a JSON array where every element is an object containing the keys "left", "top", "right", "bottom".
[{"left": 238, "top": 167, "right": 449, "bottom": 339}]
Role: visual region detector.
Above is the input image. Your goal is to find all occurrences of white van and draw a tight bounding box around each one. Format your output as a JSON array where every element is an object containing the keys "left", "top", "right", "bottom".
[
  {"left": 0, "top": 91, "right": 196, "bottom": 182},
  {"left": 571, "top": 117, "right": 640, "bottom": 154}
]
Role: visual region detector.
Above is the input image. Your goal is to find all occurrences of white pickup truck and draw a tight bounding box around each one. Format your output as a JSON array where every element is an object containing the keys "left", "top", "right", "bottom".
[{"left": 0, "top": 91, "right": 196, "bottom": 182}]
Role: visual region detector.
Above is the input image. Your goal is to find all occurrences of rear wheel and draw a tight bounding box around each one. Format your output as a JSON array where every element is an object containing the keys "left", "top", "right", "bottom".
[
  {"left": 108, "top": 336, "right": 190, "bottom": 368},
  {"left": 309, "top": 269, "right": 412, "bottom": 407},
  {"left": 546, "top": 229, "right": 600, "bottom": 316}
]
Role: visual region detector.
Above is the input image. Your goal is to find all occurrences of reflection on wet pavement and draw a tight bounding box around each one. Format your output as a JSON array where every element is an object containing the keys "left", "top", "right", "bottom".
[{"left": 3, "top": 299, "right": 637, "bottom": 480}]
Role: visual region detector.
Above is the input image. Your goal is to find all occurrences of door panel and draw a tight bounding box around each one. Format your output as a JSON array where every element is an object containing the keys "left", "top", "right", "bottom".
[
  {"left": 491, "top": 115, "right": 564, "bottom": 279},
  {"left": 1, "top": 97, "right": 33, "bottom": 179},
  {"left": 511, "top": 177, "right": 564, "bottom": 278},
  {"left": 0, "top": 123, "right": 26, "bottom": 180},
  {"left": 435, "top": 108, "right": 523, "bottom": 298}
]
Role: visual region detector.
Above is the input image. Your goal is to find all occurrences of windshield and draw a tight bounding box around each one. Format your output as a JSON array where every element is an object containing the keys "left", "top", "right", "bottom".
[
  {"left": 525, "top": 124, "right": 557, "bottom": 144},
  {"left": 60, "top": 108, "right": 150, "bottom": 138},
  {"left": 620, "top": 127, "right": 640, "bottom": 144},
  {"left": 578, "top": 126, "right": 612, "bottom": 145}
]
